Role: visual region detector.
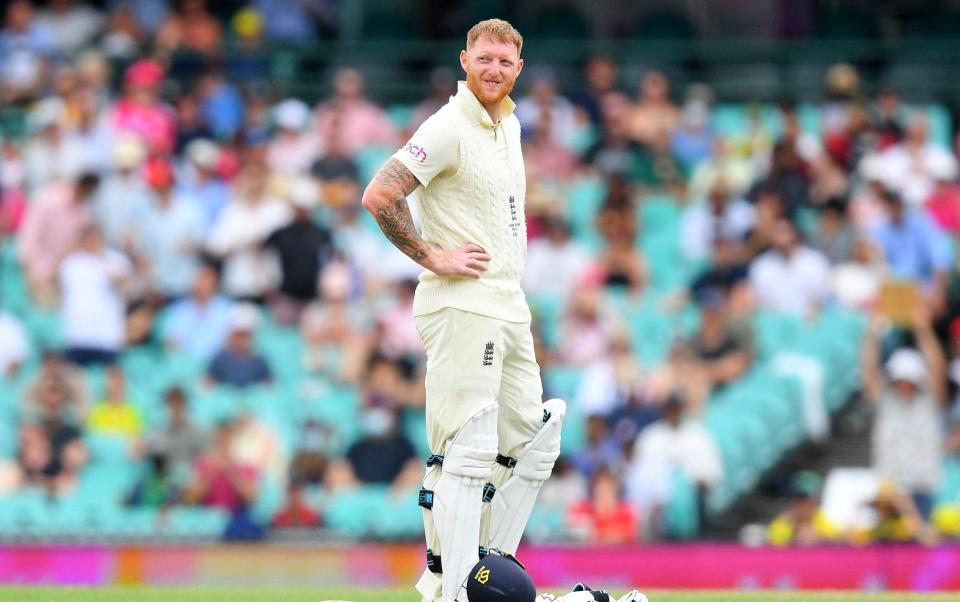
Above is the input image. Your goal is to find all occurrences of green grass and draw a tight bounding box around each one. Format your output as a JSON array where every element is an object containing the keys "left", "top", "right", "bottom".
[{"left": 0, "top": 588, "right": 954, "bottom": 602}]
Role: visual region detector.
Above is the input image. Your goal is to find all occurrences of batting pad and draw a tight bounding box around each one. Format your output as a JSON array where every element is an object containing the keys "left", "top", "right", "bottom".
[
  {"left": 423, "top": 402, "right": 498, "bottom": 602},
  {"left": 486, "top": 398, "right": 565, "bottom": 554}
]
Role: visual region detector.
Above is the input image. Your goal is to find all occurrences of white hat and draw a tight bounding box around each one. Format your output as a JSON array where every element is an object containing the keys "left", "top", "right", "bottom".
[
  {"left": 289, "top": 176, "right": 320, "bottom": 210},
  {"left": 885, "top": 348, "right": 927, "bottom": 386},
  {"left": 185, "top": 138, "right": 220, "bottom": 170},
  {"left": 231, "top": 303, "right": 260, "bottom": 332},
  {"left": 113, "top": 135, "right": 146, "bottom": 169},
  {"left": 928, "top": 153, "right": 958, "bottom": 182},
  {"left": 274, "top": 99, "right": 310, "bottom": 131}
]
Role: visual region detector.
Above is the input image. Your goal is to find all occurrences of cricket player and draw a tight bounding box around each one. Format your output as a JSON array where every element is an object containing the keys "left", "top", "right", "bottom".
[{"left": 362, "top": 18, "right": 566, "bottom": 602}]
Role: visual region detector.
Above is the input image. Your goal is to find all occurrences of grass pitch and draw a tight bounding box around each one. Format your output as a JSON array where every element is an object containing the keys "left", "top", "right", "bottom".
[{"left": 0, "top": 588, "right": 955, "bottom": 602}]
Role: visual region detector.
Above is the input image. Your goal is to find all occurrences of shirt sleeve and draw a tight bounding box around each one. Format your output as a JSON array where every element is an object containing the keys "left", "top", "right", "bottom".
[{"left": 391, "top": 112, "right": 459, "bottom": 187}]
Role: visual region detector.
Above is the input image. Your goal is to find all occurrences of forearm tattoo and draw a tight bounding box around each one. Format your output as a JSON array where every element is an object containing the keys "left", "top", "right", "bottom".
[{"left": 372, "top": 159, "right": 429, "bottom": 262}]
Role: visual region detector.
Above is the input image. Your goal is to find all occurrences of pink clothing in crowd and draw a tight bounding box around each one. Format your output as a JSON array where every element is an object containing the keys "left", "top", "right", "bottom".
[
  {"left": 17, "top": 182, "right": 92, "bottom": 286},
  {"left": 111, "top": 100, "right": 177, "bottom": 154},
  {"left": 314, "top": 101, "right": 398, "bottom": 157}
]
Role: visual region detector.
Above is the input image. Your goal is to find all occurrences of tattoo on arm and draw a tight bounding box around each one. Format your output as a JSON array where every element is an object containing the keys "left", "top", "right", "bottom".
[{"left": 371, "top": 159, "right": 429, "bottom": 262}]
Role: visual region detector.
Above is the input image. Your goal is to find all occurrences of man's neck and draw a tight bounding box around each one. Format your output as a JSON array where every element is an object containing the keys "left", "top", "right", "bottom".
[{"left": 483, "top": 102, "right": 501, "bottom": 125}]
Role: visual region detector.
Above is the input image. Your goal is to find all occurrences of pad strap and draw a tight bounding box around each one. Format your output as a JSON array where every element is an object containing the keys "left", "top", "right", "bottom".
[{"left": 496, "top": 453, "right": 517, "bottom": 468}]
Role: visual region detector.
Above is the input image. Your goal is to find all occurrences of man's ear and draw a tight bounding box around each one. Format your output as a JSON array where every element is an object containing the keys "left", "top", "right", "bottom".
[
  {"left": 516, "top": 57, "right": 524, "bottom": 76},
  {"left": 460, "top": 49, "right": 468, "bottom": 74}
]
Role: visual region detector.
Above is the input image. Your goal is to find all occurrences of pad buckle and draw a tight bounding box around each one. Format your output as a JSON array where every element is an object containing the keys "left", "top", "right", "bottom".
[
  {"left": 418, "top": 488, "right": 434, "bottom": 509},
  {"left": 426, "top": 454, "right": 444, "bottom": 467},
  {"left": 482, "top": 482, "right": 496, "bottom": 503},
  {"left": 495, "top": 453, "right": 517, "bottom": 468},
  {"left": 426, "top": 549, "right": 442, "bottom": 574}
]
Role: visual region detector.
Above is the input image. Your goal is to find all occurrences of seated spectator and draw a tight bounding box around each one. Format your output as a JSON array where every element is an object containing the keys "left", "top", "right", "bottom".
[
  {"left": 575, "top": 330, "right": 647, "bottom": 419},
  {"left": 628, "top": 70, "right": 679, "bottom": 146},
  {"left": 36, "top": 0, "right": 105, "bottom": 55},
  {"left": 688, "top": 288, "right": 752, "bottom": 391},
  {"left": 870, "top": 187, "right": 950, "bottom": 313},
  {"left": 876, "top": 112, "right": 954, "bottom": 207},
  {"left": 145, "top": 387, "right": 207, "bottom": 479},
  {"left": 163, "top": 263, "right": 234, "bottom": 360},
  {"left": 749, "top": 217, "right": 831, "bottom": 317},
  {"left": 0, "top": 306, "right": 28, "bottom": 379},
  {"left": 126, "top": 453, "right": 180, "bottom": 508},
  {"left": 743, "top": 187, "right": 788, "bottom": 258},
  {"left": 87, "top": 367, "right": 143, "bottom": 439},
  {"left": 567, "top": 466, "right": 637, "bottom": 544},
  {"left": 110, "top": 59, "right": 175, "bottom": 155},
  {"left": 21, "top": 350, "right": 90, "bottom": 422},
  {"left": 17, "top": 173, "right": 98, "bottom": 305},
  {"left": 924, "top": 153, "right": 960, "bottom": 236},
  {"left": 671, "top": 91, "right": 714, "bottom": 171},
  {"left": 537, "top": 457, "right": 587, "bottom": 517},
  {"left": 265, "top": 177, "right": 332, "bottom": 325},
  {"left": 767, "top": 472, "right": 841, "bottom": 546},
  {"left": 862, "top": 307, "right": 946, "bottom": 520},
  {"left": 207, "top": 304, "right": 272, "bottom": 388},
  {"left": 852, "top": 479, "right": 930, "bottom": 544},
  {"left": 272, "top": 478, "right": 321, "bottom": 528},
  {"left": 179, "top": 138, "right": 229, "bottom": 229},
  {"left": 631, "top": 394, "right": 723, "bottom": 510},
  {"left": 266, "top": 99, "right": 321, "bottom": 176},
  {"left": 155, "top": 0, "right": 221, "bottom": 56},
  {"left": 594, "top": 200, "right": 646, "bottom": 293},
  {"left": 60, "top": 225, "right": 132, "bottom": 366},
  {"left": 300, "top": 295, "right": 372, "bottom": 384},
  {"left": 689, "top": 237, "right": 749, "bottom": 303},
  {"left": 680, "top": 176, "right": 754, "bottom": 262},
  {"left": 253, "top": 0, "right": 333, "bottom": 45},
  {"left": 138, "top": 158, "right": 205, "bottom": 299},
  {"left": 524, "top": 217, "right": 592, "bottom": 298},
  {"left": 231, "top": 412, "right": 286, "bottom": 485},
  {"left": 23, "top": 99, "right": 88, "bottom": 194},
  {"left": 36, "top": 393, "right": 88, "bottom": 497},
  {"left": 831, "top": 238, "right": 884, "bottom": 311},
  {"left": 375, "top": 279, "right": 423, "bottom": 364},
  {"left": 289, "top": 420, "right": 333, "bottom": 486},
  {"left": 314, "top": 68, "right": 398, "bottom": 156},
  {"left": 94, "top": 136, "right": 150, "bottom": 251},
  {"left": 558, "top": 285, "right": 617, "bottom": 365},
  {"left": 572, "top": 415, "right": 628, "bottom": 481},
  {"left": 206, "top": 161, "right": 292, "bottom": 302},
  {"left": 0, "top": 0, "right": 55, "bottom": 102},
  {"left": 343, "top": 408, "right": 419, "bottom": 491},
  {"left": 184, "top": 420, "right": 261, "bottom": 539},
  {"left": 811, "top": 198, "right": 856, "bottom": 264}
]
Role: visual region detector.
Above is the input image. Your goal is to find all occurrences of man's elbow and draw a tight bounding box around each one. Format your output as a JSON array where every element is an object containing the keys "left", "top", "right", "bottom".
[{"left": 361, "top": 185, "right": 380, "bottom": 215}]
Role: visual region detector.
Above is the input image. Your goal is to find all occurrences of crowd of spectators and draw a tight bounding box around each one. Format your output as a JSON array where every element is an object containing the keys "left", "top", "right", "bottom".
[{"left": 0, "top": 1, "right": 960, "bottom": 544}]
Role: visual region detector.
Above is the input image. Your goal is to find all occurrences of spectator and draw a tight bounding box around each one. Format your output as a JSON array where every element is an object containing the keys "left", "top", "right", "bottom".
[
  {"left": 310, "top": 117, "right": 361, "bottom": 208},
  {"left": 145, "top": 386, "right": 207, "bottom": 479},
  {"left": 567, "top": 466, "right": 637, "bottom": 544},
  {"left": 111, "top": 59, "right": 175, "bottom": 155},
  {"left": 767, "top": 472, "right": 841, "bottom": 546},
  {"left": 196, "top": 68, "right": 246, "bottom": 140},
  {"left": 408, "top": 67, "right": 457, "bottom": 131},
  {"left": 264, "top": 177, "right": 332, "bottom": 325},
  {"left": 688, "top": 289, "right": 752, "bottom": 391},
  {"left": 231, "top": 412, "right": 287, "bottom": 485},
  {"left": 810, "top": 198, "right": 856, "bottom": 264},
  {"left": 523, "top": 106, "right": 579, "bottom": 183},
  {"left": 570, "top": 56, "right": 619, "bottom": 126},
  {"left": 689, "top": 236, "right": 749, "bottom": 303},
  {"left": 179, "top": 138, "right": 228, "bottom": 228},
  {"left": 374, "top": 280, "right": 423, "bottom": 363},
  {"left": 862, "top": 307, "right": 946, "bottom": 520},
  {"left": 22, "top": 98, "right": 88, "bottom": 193},
  {"left": 515, "top": 67, "right": 576, "bottom": 146},
  {"left": 206, "top": 161, "right": 292, "bottom": 301},
  {"left": 184, "top": 420, "right": 261, "bottom": 539},
  {"left": 35, "top": 0, "right": 105, "bottom": 55},
  {"left": 628, "top": 70, "right": 680, "bottom": 145},
  {"left": 93, "top": 136, "right": 151, "bottom": 251},
  {"left": 630, "top": 394, "right": 724, "bottom": 509},
  {"left": 749, "top": 217, "right": 831, "bottom": 316},
  {"left": 572, "top": 415, "right": 628, "bottom": 481},
  {"left": 101, "top": 4, "right": 145, "bottom": 59},
  {"left": 138, "top": 158, "right": 205, "bottom": 299},
  {"left": 227, "top": 8, "right": 270, "bottom": 83},
  {"left": 163, "top": 263, "right": 234, "bottom": 359},
  {"left": 853, "top": 479, "right": 929, "bottom": 544},
  {"left": 876, "top": 112, "right": 954, "bottom": 207},
  {"left": 0, "top": 0, "right": 55, "bottom": 102},
  {"left": 253, "top": 0, "right": 335, "bottom": 45},
  {"left": 272, "top": 478, "right": 321, "bottom": 528},
  {"left": 524, "top": 217, "right": 592, "bottom": 298},
  {"left": 594, "top": 199, "right": 646, "bottom": 293},
  {"left": 35, "top": 387, "right": 88, "bottom": 497},
  {"left": 575, "top": 330, "right": 647, "bottom": 420},
  {"left": 106, "top": 0, "right": 169, "bottom": 37},
  {"left": 173, "top": 93, "right": 214, "bottom": 153},
  {"left": 314, "top": 68, "right": 398, "bottom": 156},
  {"left": 21, "top": 350, "right": 90, "bottom": 422},
  {"left": 207, "top": 304, "right": 272, "bottom": 388},
  {"left": 830, "top": 238, "right": 884, "bottom": 311},
  {"left": 870, "top": 187, "right": 950, "bottom": 311},
  {"left": 582, "top": 92, "right": 646, "bottom": 181},
  {"left": 924, "top": 153, "right": 960, "bottom": 235},
  {"left": 126, "top": 453, "right": 180, "bottom": 508},
  {"left": 87, "top": 367, "right": 143, "bottom": 439},
  {"left": 300, "top": 295, "right": 371, "bottom": 384},
  {"left": 59, "top": 226, "right": 131, "bottom": 366},
  {"left": 558, "top": 285, "right": 617, "bottom": 365},
  {"left": 289, "top": 420, "right": 333, "bottom": 486},
  {"left": 266, "top": 99, "right": 322, "bottom": 176},
  {"left": 671, "top": 89, "right": 715, "bottom": 170},
  {"left": 155, "top": 0, "right": 221, "bottom": 56},
  {"left": 343, "top": 408, "right": 419, "bottom": 491},
  {"left": 680, "top": 176, "right": 755, "bottom": 261},
  {"left": 0, "top": 307, "right": 28, "bottom": 379}
]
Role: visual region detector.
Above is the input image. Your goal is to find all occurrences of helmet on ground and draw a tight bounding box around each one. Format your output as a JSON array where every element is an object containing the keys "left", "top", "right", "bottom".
[{"left": 465, "top": 550, "right": 536, "bottom": 602}]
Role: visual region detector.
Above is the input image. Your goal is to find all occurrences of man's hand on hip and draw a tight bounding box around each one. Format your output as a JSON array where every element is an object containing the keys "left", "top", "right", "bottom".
[{"left": 424, "top": 243, "right": 491, "bottom": 279}]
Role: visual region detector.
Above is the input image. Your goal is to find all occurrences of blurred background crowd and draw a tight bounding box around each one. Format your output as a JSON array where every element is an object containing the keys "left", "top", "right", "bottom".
[{"left": 2, "top": 0, "right": 960, "bottom": 546}]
